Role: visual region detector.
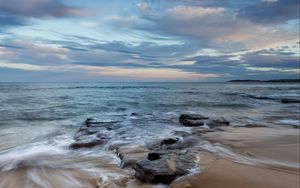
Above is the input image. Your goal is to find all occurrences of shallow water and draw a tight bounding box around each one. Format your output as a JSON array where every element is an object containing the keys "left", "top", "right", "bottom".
[{"left": 0, "top": 82, "right": 299, "bottom": 188}]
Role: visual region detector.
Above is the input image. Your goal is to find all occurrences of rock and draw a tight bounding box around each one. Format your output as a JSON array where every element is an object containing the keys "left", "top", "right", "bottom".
[
  {"left": 116, "top": 146, "right": 149, "bottom": 168},
  {"left": 134, "top": 150, "right": 197, "bottom": 184},
  {"left": 70, "top": 118, "right": 117, "bottom": 149},
  {"left": 179, "top": 114, "right": 208, "bottom": 122},
  {"left": 161, "top": 137, "right": 180, "bottom": 145},
  {"left": 179, "top": 114, "right": 209, "bottom": 127},
  {"left": 179, "top": 113, "right": 229, "bottom": 128},
  {"left": 148, "top": 136, "right": 198, "bottom": 151},
  {"left": 181, "top": 119, "right": 205, "bottom": 127},
  {"left": 244, "top": 124, "right": 267, "bottom": 128},
  {"left": 148, "top": 152, "right": 163, "bottom": 161},
  {"left": 206, "top": 118, "right": 230, "bottom": 128},
  {"left": 70, "top": 136, "right": 105, "bottom": 149},
  {"left": 281, "top": 98, "right": 300, "bottom": 103}
]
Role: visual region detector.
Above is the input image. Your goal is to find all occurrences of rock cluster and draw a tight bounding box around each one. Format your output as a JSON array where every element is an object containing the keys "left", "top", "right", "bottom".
[
  {"left": 70, "top": 118, "right": 119, "bottom": 149},
  {"left": 70, "top": 113, "right": 230, "bottom": 184},
  {"left": 179, "top": 113, "right": 229, "bottom": 128}
]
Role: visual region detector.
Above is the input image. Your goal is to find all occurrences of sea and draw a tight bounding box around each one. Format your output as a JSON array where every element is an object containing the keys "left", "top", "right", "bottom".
[{"left": 0, "top": 82, "right": 299, "bottom": 188}]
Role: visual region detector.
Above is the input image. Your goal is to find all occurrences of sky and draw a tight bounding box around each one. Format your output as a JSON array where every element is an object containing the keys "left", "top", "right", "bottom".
[{"left": 0, "top": 0, "right": 299, "bottom": 82}]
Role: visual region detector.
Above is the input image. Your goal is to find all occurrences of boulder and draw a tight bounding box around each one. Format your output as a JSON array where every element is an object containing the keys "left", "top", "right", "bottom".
[
  {"left": 206, "top": 118, "right": 230, "bottom": 128},
  {"left": 134, "top": 150, "right": 197, "bottom": 184},
  {"left": 179, "top": 114, "right": 208, "bottom": 127},
  {"left": 180, "top": 119, "right": 205, "bottom": 127},
  {"left": 281, "top": 98, "right": 300, "bottom": 103},
  {"left": 179, "top": 114, "right": 208, "bottom": 122}
]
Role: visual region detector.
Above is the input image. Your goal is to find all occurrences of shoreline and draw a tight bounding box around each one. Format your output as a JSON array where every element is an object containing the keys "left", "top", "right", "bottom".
[
  {"left": 0, "top": 116, "right": 299, "bottom": 188},
  {"left": 171, "top": 126, "right": 299, "bottom": 188}
]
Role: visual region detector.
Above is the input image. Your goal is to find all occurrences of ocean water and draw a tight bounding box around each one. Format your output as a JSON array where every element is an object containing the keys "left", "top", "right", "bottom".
[{"left": 0, "top": 82, "right": 299, "bottom": 188}]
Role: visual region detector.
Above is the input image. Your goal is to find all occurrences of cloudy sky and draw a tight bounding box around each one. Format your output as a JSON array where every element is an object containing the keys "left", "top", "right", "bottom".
[{"left": 0, "top": 0, "right": 299, "bottom": 82}]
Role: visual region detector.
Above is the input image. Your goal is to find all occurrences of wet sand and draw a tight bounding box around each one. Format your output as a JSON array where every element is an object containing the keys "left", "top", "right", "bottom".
[
  {"left": 171, "top": 126, "right": 300, "bottom": 188},
  {"left": 0, "top": 126, "right": 299, "bottom": 188}
]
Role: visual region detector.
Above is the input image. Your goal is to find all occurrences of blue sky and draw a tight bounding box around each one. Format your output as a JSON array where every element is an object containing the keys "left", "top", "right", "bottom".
[{"left": 0, "top": 0, "right": 299, "bottom": 81}]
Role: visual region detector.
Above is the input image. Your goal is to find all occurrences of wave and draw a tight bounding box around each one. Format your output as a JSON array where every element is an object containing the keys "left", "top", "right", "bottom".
[
  {"left": 0, "top": 85, "right": 169, "bottom": 91},
  {"left": 225, "top": 92, "right": 300, "bottom": 102}
]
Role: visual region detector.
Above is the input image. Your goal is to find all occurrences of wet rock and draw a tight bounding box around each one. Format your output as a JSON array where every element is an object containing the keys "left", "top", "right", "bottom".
[
  {"left": 70, "top": 135, "right": 107, "bottom": 149},
  {"left": 281, "top": 98, "right": 300, "bottom": 103},
  {"left": 179, "top": 114, "right": 229, "bottom": 128},
  {"left": 181, "top": 119, "right": 205, "bottom": 127},
  {"left": 179, "top": 114, "right": 209, "bottom": 127},
  {"left": 148, "top": 136, "right": 197, "bottom": 151},
  {"left": 116, "top": 146, "right": 149, "bottom": 168},
  {"left": 206, "top": 118, "right": 230, "bottom": 128},
  {"left": 244, "top": 124, "right": 267, "bottom": 128},
  {"left": 70, "top": 118, "right": 117, "bottom": 149},
  {"left": 134, "top": 150, "right": 197, "bottom": 183},
  {"left": 148, "top": 152, "right": 163, "bottom": 161},
  {"left": 179, "top": 114, "right": 208, "bottom": 122},
  {"left": 161, "top": 137, "right": 180, "bottom": 145}
]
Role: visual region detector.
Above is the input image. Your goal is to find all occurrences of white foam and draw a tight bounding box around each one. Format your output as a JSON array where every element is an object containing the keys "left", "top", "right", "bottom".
[{"left": 275, "top": 119, "right": 300, "bottom": 126}]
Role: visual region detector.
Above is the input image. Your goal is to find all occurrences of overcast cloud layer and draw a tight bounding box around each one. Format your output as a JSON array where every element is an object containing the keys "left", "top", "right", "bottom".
[{"left": 0, "top": 0, "right": 299, "bottom": 81}]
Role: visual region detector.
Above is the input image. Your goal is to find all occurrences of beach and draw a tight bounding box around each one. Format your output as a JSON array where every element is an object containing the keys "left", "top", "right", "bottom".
[
  {"left": 0, "top": 82, "right": 299, "bottom": 188},
  {"left": 171, "top": 126, "right": 300, "bottom": 188}
]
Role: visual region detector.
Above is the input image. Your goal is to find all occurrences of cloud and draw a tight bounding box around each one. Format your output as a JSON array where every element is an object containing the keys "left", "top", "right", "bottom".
[
  {"left": 241, "top": 49, "right": 299, "bottom": 68},
  {"left": 0, "top": 40, "right": 69, "bottom": 65},
  {"left": 167, "top": 5, "right": 225, "bottom": 19},
  {"left": 0, "top": 0, "right": 299, "bottom": 81},
  {"left": 238, "top": 0, "right": 299, "bottom": 24},
  {"left": 0, "top": 0, "right": 84, "bottom": 18},
  {"left": 82, "top": 66, "right": 220, "bottom": 80},
  {"left": 0, "top": 15, "right": 26, "bottom": 28}
]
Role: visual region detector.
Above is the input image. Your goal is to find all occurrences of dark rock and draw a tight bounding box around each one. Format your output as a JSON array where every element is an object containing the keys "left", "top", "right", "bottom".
[
  {"left": 180, "top": 119, "right": 205, "bottom": 127},
  {"left": 244, "top": 124, "right": 267, "bottom": 128},
  {"left": 70, "top": 118, "right": 116, "bottom": 149},
  {"left": 179, "top": 114, "right": 209, "bottom": 127},
  {"left": 161, "top": 137, "right": 180, "bottom": 145},
  {"left": 147, "top": 151, "right": 167, "bottom": 161},
  {"left": 293, "top": 125, "right": 300, "bottom": 129},
  {"left": 70, "top": 137, "right": 105, "bottom": 149},
  {"left": 116, "top": 146, "right": 149, "bottom": 168},
  {"left": 148, "top": 136, "right": 197, "bottom": 150},
  {"left": 281, "top": 98, "right": 300, "bottom": 103},
  {"left": 179, "top": 114, "right": 208, "bottom": 122},
  {"left": 206, "top": 118, "right": 230, "bottom": 128},
  {"left": 134, "top": 150, "right": 197, "bottom": 184}
]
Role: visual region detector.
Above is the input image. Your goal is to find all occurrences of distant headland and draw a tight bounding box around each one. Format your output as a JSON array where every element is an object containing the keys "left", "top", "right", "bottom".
[{"left": 227, "top": 79, "right": 300, "bottom": 83}]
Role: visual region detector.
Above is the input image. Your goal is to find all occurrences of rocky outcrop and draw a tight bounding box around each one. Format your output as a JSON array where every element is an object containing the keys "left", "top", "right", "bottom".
[
  {"left": 134, "top": 150, "right": 197, "bottom": 183},
  {"left": 70, "top": 118, "right": 118, "bottom": 149},
  {"left": 179, "top": 113, "right": 229, "bottom": 128}
]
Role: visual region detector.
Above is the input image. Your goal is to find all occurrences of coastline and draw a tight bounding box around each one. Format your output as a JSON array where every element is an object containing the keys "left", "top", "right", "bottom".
[
  {"left": 1, "top": 118, "right": 299, "bottom": 188},
  {"left": 171, "top": 126, "right": 300, "bottom": 188}
]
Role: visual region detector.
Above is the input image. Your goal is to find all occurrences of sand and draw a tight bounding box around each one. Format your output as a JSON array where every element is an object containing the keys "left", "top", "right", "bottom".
[
  {"left": 171, "top": 126, "right": 300, "bottom": 188},
  {"left": 0, "top": 126, "right": 299, "bottom": 188}
]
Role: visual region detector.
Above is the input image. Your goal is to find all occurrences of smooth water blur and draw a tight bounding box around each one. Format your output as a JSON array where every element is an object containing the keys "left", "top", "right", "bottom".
[{"left": 0, "top": 82, "right": 299, "bottom": 188}]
